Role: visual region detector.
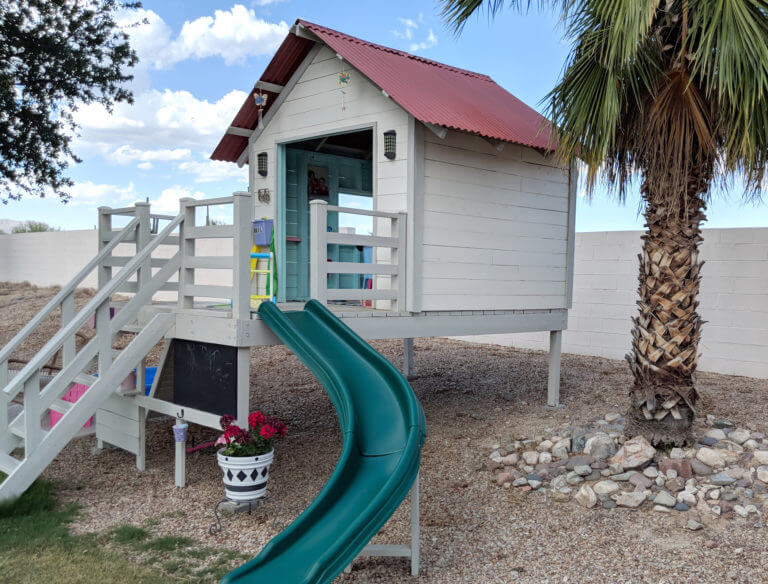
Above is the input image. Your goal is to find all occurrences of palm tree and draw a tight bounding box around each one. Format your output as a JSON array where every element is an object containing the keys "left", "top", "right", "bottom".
[{"left": 441, "top": 0, "right": 768, "bottom": 445}]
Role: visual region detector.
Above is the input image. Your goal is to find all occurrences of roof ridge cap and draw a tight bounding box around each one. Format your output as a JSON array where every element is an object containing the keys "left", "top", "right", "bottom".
[{"left": 298, "top": 19, "right": 493, "bottom": 81}]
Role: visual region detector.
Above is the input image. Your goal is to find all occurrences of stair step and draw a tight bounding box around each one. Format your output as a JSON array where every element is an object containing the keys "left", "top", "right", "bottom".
[
  {"left": 49, "top": 399, "right": 73, "bottom": 415},
  {"left": 0, "top": 452, "right": 21, "bottom": 474},
  {"left": 8, "top": 416, "right": 49, "bottom": 442}
]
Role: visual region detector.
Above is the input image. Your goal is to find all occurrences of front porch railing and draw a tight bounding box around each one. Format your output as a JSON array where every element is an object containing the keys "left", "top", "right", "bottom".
[{"left": 309, "top": 199, "right": 407, "bottom": 312}]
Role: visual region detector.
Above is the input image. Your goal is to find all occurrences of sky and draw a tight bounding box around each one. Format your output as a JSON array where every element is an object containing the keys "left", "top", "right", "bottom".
[{"left": 2, "top": 0, "right": 767, "bottom": 232}]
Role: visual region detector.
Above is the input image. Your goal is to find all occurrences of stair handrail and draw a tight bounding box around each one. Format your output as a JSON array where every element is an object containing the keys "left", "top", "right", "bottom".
[
  {"left": 0, "top": 216, "right": 140, "bottom": 367},
  {"left": 3, "top": 214, "right": 183, "bottom": 400}
]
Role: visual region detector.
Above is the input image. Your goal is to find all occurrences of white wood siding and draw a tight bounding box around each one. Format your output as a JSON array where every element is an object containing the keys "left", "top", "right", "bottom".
[
  {"left": 420, "top": 130, "right": 571, "bottom": 311},
  {"left": 249, "top": 45, "right": 410, "bottom": 219}
]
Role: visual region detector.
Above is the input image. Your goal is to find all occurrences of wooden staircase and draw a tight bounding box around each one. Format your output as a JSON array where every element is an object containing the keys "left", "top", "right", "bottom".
[{"left": 0, "top": 209, "right": 183, "bottom": 502}]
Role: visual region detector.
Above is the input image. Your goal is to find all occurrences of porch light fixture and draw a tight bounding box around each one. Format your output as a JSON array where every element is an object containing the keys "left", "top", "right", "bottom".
[
  {"left": 384, "top": 130, "right": 396, "bottom": 160},
  {"left": 257, "top": 152, "right": 268, "bottom": 177}
]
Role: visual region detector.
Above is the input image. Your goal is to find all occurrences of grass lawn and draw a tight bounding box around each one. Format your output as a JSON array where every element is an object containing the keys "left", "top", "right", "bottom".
[{"left": 0, "top": 473, "right": 247, "bottom": 583}]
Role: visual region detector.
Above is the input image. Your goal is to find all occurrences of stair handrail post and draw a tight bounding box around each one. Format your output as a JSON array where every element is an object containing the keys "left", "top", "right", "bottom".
[
  {"left": 310, "top": 199, "right": 328, "bottom": 305},
  {"left": 178, "top": 197, "right": 195, "bottom": 309},
  {"left": 394, "top": 211, "right": 408, "bottom": 312},
  {"left": 232, "top": 191, "right": 253, "bottom": 321},
  {"left": 97, "top": 206, "right": 112, "bottom": 290},
  {"left": 134, "top": 202, "right": 152, "bottom": 293}
]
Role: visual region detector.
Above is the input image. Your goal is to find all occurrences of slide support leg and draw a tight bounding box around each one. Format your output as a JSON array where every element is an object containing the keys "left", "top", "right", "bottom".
[
  {"left": 403, "top": 338, "right": 415, "bottom": 380},
  {"left": 547, "top": 330, "right": 563, "bottom": 408},
  {"left": 175, "top": 417, "right": 186, "bottom": 488},
  {"left": 410, "top": 471, "right": 420, "bottom": 576}
]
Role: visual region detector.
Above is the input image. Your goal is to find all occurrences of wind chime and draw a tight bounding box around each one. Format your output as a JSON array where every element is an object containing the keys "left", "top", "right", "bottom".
[
  {"left": 338, "top": 58, "right": 351, "bottom": 111},
  {"left": 253, "top": 89, "right": 268, "bottom": 129}
]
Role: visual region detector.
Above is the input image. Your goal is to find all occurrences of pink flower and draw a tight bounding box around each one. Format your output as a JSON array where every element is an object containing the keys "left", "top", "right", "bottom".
[
  {"left": 215, "top": 435, "right": 228, "bottom": 446},
  {"left": 259, "top": 424, "right": 277, "bottom": 440},
  {"left": 220, "top": 414, "right": 235, "bottom": 430}
]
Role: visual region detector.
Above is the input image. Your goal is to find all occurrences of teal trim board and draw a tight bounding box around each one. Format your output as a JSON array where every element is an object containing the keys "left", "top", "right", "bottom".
[{"left": 221, "top": 300, "right": 427, "bottom": 584}]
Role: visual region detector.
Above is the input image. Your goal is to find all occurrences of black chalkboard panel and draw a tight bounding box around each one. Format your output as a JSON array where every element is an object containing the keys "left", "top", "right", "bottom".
[{"left": 173, "top": 340, "right": 237, "bottom": 416}]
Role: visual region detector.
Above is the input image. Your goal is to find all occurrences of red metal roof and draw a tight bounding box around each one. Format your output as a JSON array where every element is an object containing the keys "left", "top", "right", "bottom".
[{"left": 211, "top": 20, "right": 553, "bottom": 163}]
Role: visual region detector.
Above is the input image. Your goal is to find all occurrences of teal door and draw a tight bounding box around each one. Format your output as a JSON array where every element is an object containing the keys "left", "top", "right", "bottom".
[{"left": 282, "top": 149, "right": 372, "bottom": 301}]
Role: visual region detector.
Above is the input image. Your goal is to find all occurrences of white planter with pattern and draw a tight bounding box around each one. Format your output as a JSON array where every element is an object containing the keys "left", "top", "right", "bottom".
[{"left": 217, "top": 448, "right": 274, "bottom": 502}]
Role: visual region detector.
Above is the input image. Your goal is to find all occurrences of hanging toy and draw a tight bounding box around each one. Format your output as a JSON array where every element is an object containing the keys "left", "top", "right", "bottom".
[
  {"left": 254, "top": 91, "right": 268, "bottom": 129},
  {"left": 338, "top": 61, "right": 351, "bottom": 112}
]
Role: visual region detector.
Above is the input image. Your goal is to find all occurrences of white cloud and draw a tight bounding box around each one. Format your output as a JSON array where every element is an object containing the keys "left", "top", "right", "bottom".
[
  {"left": 150, "top": 186, "right": 205, "bottom": 214},
  {"left": 121, "top": 5, "right": 288, "bottom": 70},
  {"left": 108, "top": 145, "right": 192, "bottom": 166},
  {"left": 398, "top": 17, "right": 419, "bottom": 29},
  {"left": 137, "top": 162, "right": 153, "bottom": 170},
  {"left": 72, "top": 88, "right": 247, "bottom": 157},
  {"left": 68, "top": 181, "right": 137, "bottom": 206},
  {"left": 410, "top": 29, "right": 438, "bottom": 52},
  {"left": 177, "top": 157, "right": 248, "bottom": 183}
]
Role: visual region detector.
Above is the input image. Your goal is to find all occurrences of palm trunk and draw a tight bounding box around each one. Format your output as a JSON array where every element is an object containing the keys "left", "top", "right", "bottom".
[{"left": 624, "top": 184, "right": 707, "bottom": 446}]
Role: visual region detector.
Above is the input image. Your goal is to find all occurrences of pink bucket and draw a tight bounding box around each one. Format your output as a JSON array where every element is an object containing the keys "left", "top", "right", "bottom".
[{"left": 49, "top": 383, "right": 94, "bottom": 429}]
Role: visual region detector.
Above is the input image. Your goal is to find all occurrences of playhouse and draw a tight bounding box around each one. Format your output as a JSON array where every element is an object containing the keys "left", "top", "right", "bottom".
[{"left": 0, "top": 19, "right": 576, "bottom": 583}]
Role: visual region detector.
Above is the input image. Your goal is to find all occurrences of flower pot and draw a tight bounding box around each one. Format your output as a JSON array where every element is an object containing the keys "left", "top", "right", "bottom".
[
  {"left": 172, "top": 423, "right": 188, "bottom": 443},
  {"left": 217, "top": 448, "right": 274, "bottom": 502}
]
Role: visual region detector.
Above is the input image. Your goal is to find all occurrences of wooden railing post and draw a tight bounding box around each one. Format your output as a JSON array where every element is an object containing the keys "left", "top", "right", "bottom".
[
  {"left": 310, "top": 200, "right": 328, "bottom": 304},
  {"left": 61, "top": 292, "right": 75, "bottom": 368},
  {"left": 134, "top": 202, "right": 151, "bottom": 293},
  {"left": 96, "top": 299, "right": 112, "bottom": 377},
  {"left": 178, "top": 198, "right": 195, "bottom": 309},
  {"left": 23, "top": 373, "right": 41, "bottom": 453},
  {"left": 394, "top": 212, "right": 407, "bottom": 312},
  {"left": 232, "top": 191, "right": 253, "bottom": 321},
  {"left": 97, "top": 207, "right": 112, "bottom": 290}
]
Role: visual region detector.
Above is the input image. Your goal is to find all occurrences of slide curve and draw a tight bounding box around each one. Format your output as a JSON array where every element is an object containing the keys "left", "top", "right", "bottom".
[{"left": 221, "top": 300, "right": 427, "bottom": 584}]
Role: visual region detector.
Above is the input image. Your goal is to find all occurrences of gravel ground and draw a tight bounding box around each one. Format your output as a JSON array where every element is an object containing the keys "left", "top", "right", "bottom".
[{"left": 2, "top": 282, "right": 767, "bottom": 583}]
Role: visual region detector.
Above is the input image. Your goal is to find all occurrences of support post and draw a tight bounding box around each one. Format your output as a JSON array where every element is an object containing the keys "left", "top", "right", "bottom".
[
  {"left": 548, "top": 330, "right": 563, "bottom": 407},
  {"left": 135, "top": 358, "right": 147, "bottom": 471},
  {"left": 174, "top": 417, "right": 186, "bottom": 487},
  {"left": 309, "top": 200, "right": 328, "bottom": 304},
  {"left": 97, "top": 207, "right": 112, "bottom": 290},
  {"left": 410, "top": 471, "right": 420, "bottom": 576},
  {"left": 178, "top": 198, "right": 195, "bottom": 309},
  {"left": 61, "top": 292, "right": 75, "bottom": 368},
  {"left": 232, "top": 191, "right": 253, "bottom": 320},
  {"left": 403, "top": 338, "right": 415, "bottom": 380},
  {"left": 134, "top": 202, "right": 152, "bottom": 292},
  {"left": 393, "top": 212, "right": 407, "bottom": 312}
]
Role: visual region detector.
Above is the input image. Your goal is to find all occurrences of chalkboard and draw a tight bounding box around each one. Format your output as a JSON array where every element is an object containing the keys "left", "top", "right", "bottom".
[{"left": 173, "top": 340, "right": 237, "bottom": 416}]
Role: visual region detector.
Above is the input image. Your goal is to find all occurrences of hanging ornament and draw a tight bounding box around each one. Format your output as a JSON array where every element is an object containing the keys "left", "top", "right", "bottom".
[
  {"left": 338, "top": 62, "right": 351, "bottom": 112},
  {"left": 253, "top": 91, "right": 268, "bottom": 129}
]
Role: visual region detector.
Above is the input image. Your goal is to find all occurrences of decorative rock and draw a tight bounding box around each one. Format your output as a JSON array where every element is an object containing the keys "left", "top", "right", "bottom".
[
  {"left": 574, "top": 464, "right": 592, "bottom": 477},
  {"left": 696, "top": 448, "right": 725, "bottom": 469},
  {"left": 654, "top": 491, "right": 677, "bottom": 507},
  {"left": 575, "top": 484, "right": 597, "bottom": 508},
  {"left": 552, "top": 444, "right": 569, "bottom": 461},
  {"left": 666, "top": 478, "right": 684, "bottom": 492},
  {"left": 551, "top": 487, "right": 572, "bottom": 502},
  {"left": 605, "top": 413, "right": 622, "bottom": 423},
  {"left": 669, "top": 448, "right": 686, "bottom": 460},
  {"left": 565, "top": 471, "right": 584, "bottom": 485},
  {"left": 537, "top": 440, "right": 553, "bottom": 452},
  {"left": 710, "top": 473, "right": 736, "bottom": 486},
  {"left": 655, "top": 476, "right": 666, "bottom": 487},
  {"left": 734, "top": 505, "right": 749, "bottom": 518},
  {"left": 756, "top": 466, "right": 768, "bottom": 483},
  {"left": 744, "top": 439, "right": 759, "bottom": 451},
  {"left": 711, "top": 505, "right": 722, "bottom": 516},
  {"left": 497, "top": 471, "right": 518, "bottom": 485},
  {"left": 538, "top": 452, "right": 552, "bottom": 464},
  {"left": 666, "top": 468, "right": 679, "bottom": 480},
  {"left": 674, "top": 502, "right": 690, "bottom": 512},
  {"left": 729, "top": 429, "right": 751, "bottom": 445},
  {"left": 753, "top": 451, "right": 768, "bottom": 466},
  {"left": 690, "top": 459, "right": 713, "bottom": 476},
  {"left": 610, "top": 435, "right": 656, "bottom": 469},
  {"left": 699, "top": 436, "right": 718, "bottom": 447},
  {"left": 593, "top": 480, "right": 620, "bottom": 496},
  {"left": 522, "top": 451, "right": 539, "bottom": 466},
  {"left": 614, "top": 491, "right": 647, "bottom": 508},
  {"left": 584, "top": 433, "right": 617, "bottom": 460},
  {"left": 607, "top": 463, "right": 624, "bottom": 475},
  {"left": 603, "top": 500, "right": 617, "bottom": 509},
  {"left": 687, "top": 519, "right": 704, "bottom": 531},
  {"left": 654, "top": 504, "right": 671, "bottom": 513},
  {"left": 566, "top": 455, "right": 595, "bottom": 470},
  {"left": 527, "top": 479, "right": 543, "bottom": 489},
  {"left": 713, "top": 419, "right": 735, "bottom": 429},
  {"left": 571, "top": 431, "right": 588, "bottom": 453},
  {"left": 611, "top": 471, "right": 636, "bottom": 482},
  {"left": 722, "top": 491, "right": 737, "bottom": 502},
  {"left": 708, "top": 489, "right": 720, "bottom": 500},
  {"left": 499, "top": 453, "right": 519, "bottom": 466},
  {"left": 659, "top": 458, "right": 693, "bottom": 480},
  {"left": 704, "top": 428, "right": 727, "bottom": 441},
  {"left": 643, "top": 466, "right": 659, "bottom": 479},
  {"left": 512, "top": 477, "right": 528, "bottom": 487},
  {"left": 630, "top": 473, "right": 652, "bottom": 489},
  {"left": 678, "top": 491, "right": 697, "bottom": 506}
]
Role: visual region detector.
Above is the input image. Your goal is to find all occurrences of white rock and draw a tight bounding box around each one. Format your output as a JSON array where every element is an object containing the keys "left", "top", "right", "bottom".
[
  {"left": 734, "top": 505, "right": 749, "bottom": 517},
  {"left": 499, "top": 453, "right": 519, "bottom": 466},
  {"left": 669, "top": 448, "right": 686, "bottom": 460},
  {"left": 522, "top": 451, "right": 539, "bottom": 466},
  {"left": 512, "top": 477, "right": 528, "bottom": 487},
  {"left": 655, "top": 476, "right": 666, "bottom": 487},
  {"left": 711, "top": 505, "right": 722, "bottom": 516},
  {"left": 743, "top": 439, "right": 759, "bottom": 451},
  {"left": 538, "top": 452, "right": 552, "bottom": 464},
  {"left": 584, "top": 432, "right": 617, "bottom": 460},
  {"left": 552, "top": 445, "right": 569, "bottom": 461},
  {"left": 593, "top": 480, "right": 620, "bottom": 496},
  {"left": 704, "top": 429, "right": 727, "bottom": 441},
  {"left": 677, "top": 491, "right": 697, "bottom": 506},
  {"left": 757, "top": 466, "right": 768, "bottom": 483},
  {"left": 729, "top": 429, "right": 751, "bottom": 445},
  {"left": 551, "top": 475, "right": 568, "bottom": 491},
  {"left": 643, "top": 466, "right": 659, "bottom": 478},
  {"left": 753, "top": 451, "right": 768, "bottom": 466},
  {"left": 696, "top": 447, "right": 725, "bottom": 469},
  {"left": 666, "top": 469, "right": 678, "bottom": 480},
  {"left": 708, "top": 489, "right": 720, "bottom": 500},
  {"left": 610, "top": 435, "right": 656, "bottom": 469},
  {"left": 537, "top": 440, "right": 553, "bottom": 452},
  {"left": 654, "top": 490, "right": 677, "bottom": 507},
  {"left": 575, "top": 484, "right": 597, "bottom": 508},
  {"left": 614, "top": 491, "right": 647, "bottom": 508},
  {"left": 745, "top": 504, "right": 759, "bottom": 515},
  {"left": 687, "top": 519, "right": 704, "bottom": 531},
  {"left": 605, "top": 413, "right": 622, "bottom": 423},
  {"left": 653, "top": 504, "right": 671, "bottom": 513}
]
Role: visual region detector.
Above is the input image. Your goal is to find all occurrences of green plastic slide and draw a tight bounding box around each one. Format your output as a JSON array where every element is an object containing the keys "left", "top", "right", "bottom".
[{"left": 221, "top": 300, "right": 426, "bottom": 584}]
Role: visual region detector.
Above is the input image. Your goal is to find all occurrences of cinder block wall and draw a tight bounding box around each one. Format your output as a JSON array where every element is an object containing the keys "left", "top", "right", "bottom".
[{"left": 462, "top": 228, "right": 768, "bottom": 379}]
